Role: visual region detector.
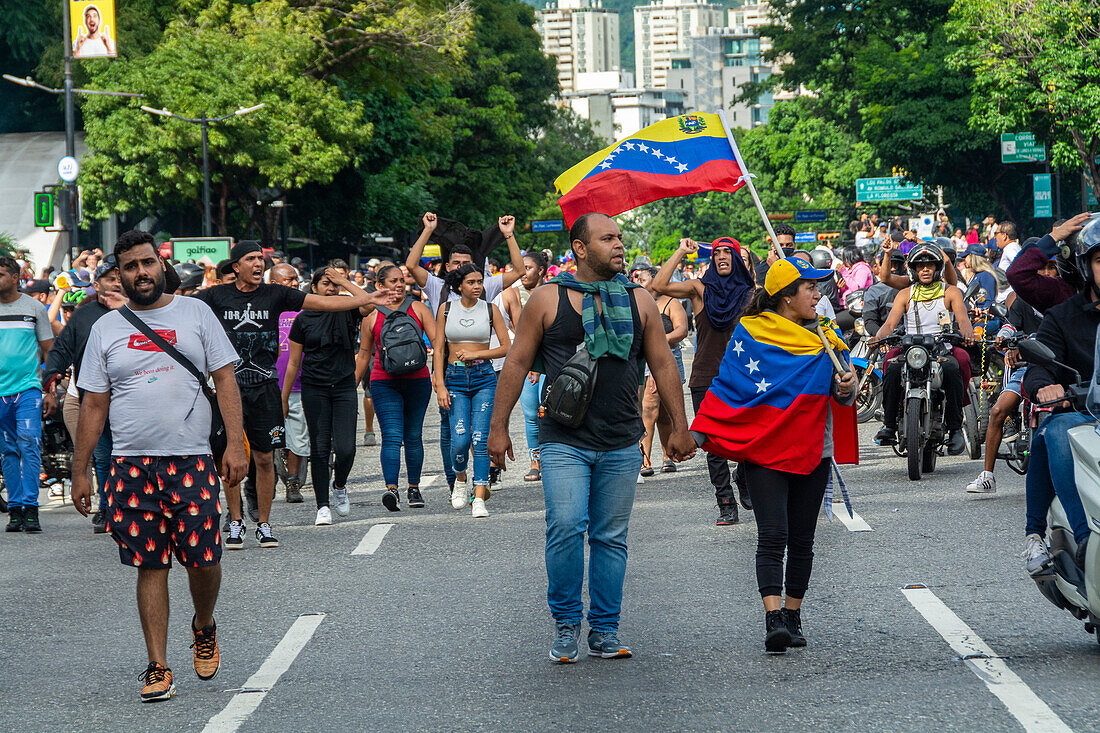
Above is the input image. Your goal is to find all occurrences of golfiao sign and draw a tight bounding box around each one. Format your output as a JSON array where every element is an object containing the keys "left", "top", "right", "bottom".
[{"left": 169, "top": 237, "right": 233, "bottom": 265}]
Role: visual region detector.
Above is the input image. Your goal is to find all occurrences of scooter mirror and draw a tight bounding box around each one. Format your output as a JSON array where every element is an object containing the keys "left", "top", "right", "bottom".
[
  {"left": 1018, "top": 338, "right": 1056, "bottom": 366},
  {"left": 962, "top": 278, "right": 982, "bottom": 301},
  {"left": 988, "top": 302, "right": 1008, "bottom": 319}
]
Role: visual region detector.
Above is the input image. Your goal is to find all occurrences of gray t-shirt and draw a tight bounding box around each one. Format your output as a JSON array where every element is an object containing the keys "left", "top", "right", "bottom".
[{"left": 79, "top": 296, "right": 238, "bottom": 456}]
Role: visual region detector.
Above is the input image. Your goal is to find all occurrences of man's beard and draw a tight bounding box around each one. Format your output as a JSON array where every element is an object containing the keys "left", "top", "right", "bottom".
[{"left": 123, "top": 272, "right": 165, "bottom": 306}]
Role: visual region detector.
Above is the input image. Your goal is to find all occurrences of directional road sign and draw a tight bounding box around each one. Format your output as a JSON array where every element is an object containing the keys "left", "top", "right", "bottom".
[
  {"left": 794, "top": 210, "right": 827, "bottom": 223},
  {"left": 532, "top": 220, "right": 564, "bottom": 233},
  {"left": 1001, "top": 133, "right": 1046, "bottom": 164},
  {"left": 856, "top": 177, "right": 923, "bottom": 203},
  {"left": 1033, "top": 174, "right": 1053, "bottom": 218}
]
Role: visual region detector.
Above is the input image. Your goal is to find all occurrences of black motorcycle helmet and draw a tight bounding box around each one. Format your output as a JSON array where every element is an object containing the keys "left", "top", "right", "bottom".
[
  {"left": 906, "top": 242, "right": 945, "bottom": 283},
  {"left": 1071, "top": 213, "right": 1100, "bottom": 295},
  {"left": 174, "top": 262, "right": 205, "bottom": 291},
  {"left": 809, "top": 249, "right": 833, "bottom": 270},
  {"left": 933, "top": 237, "right": 956, "bottom": 264}
]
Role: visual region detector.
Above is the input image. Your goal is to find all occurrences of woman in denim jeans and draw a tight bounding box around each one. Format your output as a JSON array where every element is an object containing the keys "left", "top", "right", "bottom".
[{"left": 432, "top": 264, "right": 511, "bottom": 517}]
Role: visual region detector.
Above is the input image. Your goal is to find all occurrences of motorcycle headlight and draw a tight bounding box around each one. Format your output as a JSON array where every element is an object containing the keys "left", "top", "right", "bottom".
[
  {"left": 906, "top": 347, "right": 929, "bottom": 369},
  {"left": 854, "top": 318, "right": 866, "bottom": 335}
]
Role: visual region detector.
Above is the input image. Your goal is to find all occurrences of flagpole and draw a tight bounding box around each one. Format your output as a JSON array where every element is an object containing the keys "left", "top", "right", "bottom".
[{"left": 717, "top": 110, "right": 783, "bottom": 261}]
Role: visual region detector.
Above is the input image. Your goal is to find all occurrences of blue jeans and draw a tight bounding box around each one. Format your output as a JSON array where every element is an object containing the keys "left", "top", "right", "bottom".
[
  {"left": 520, "top": 374, "right": 546, "bottom": 461},
  {"left": 439, "top": 407, "right": 455, "bottom": 487},
  {"left": 0, "top": 389, "right": 43, "bottom": 508},
  {"left": 1025, "top": 411, "right": 1092, "bottom": 545},
  {"left": 370, "top": 377, "right": 432, "bottom": 487},
  {"left": 444, "top": 362, "right": 497, "bottom": 486},
  {"left": 93, "top": 423, "right": 113, "bottom": 511},
  {"left": 540, "top": 442, "right": 641, "bottom": 632}
]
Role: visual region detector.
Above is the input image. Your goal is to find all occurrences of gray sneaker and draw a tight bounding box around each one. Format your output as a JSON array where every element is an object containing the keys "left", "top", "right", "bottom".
[
  {"left": 549, "top": 623, "right": 580, "bottom": 664},
  {"left": 587, "top": 629, "right": 632, "bottom": 659},
  {"left": 1024, "top": 533, "right": 1053, "bottom": 576}
]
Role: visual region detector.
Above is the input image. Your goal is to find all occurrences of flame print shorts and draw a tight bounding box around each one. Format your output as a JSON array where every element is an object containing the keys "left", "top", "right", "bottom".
[{"left": 106, "top": 455, "right": 223, "bottom": 569}]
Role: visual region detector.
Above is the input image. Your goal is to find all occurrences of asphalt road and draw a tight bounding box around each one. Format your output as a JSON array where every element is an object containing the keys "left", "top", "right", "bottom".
[{"left": 2, "top": 345, "right": 1099, "bottom": 732}]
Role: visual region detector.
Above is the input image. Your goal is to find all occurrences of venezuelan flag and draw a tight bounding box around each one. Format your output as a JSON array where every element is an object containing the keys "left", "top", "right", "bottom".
[
  {"left": 554, "top": 113, "right": 744, "bottom": 227},
  {"left": 691, "top": 312, "right": 858, "bottom": 475}
]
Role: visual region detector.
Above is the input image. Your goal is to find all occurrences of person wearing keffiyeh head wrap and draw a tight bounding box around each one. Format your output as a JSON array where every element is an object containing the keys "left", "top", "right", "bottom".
[{"left": 653, "top": 236, "right": 755, "bottom": 526}]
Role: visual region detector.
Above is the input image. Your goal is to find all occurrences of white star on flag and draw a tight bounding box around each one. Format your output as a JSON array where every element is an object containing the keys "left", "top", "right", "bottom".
[
  {"left": 732, "top": 340, "right": 744, "bottom": 356},
  {"left": 666, "top": 155, "right": 679, "bottom": 165},
  {"left": 637, "top": 142, "right": 650, "bottom": 154},
  {"left": 623, "top": 141, "right": 635, "bottom": 150},
  {"left": 599, "top": 160, "right": 613, "bottom": 169},
  {"left": 650, "top": 147, "right": 664, "bottom": 157},
  {"left": 676, "top": 162, "right": 689, "bottom": 173},
  {"left": 756, "top": 378, "right": 771, "bottom": 393},
  {"left": 746, "top": 358, "right": 759, "bottom": 374}
]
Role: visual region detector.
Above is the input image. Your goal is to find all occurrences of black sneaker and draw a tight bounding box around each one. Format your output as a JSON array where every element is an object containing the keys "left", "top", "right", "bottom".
[
  {"left": 783, "top": 607, "right": 806, "bottom": 648},
  {"left": 21, "top": 506, "right": 41, "bottom": 533},
  {"left": 407, "top": 486, "right": 425, "bottom": 508},
  {"left": 381, "top": 488, "right": 401, "bottom": 512},
  {"left": 5, "top": 505, "right": 23, "bottom": 532},
  {"left": 874, "top": 426, "right": 897, "bottom": 446},
  {"left": 92, "top": 510, "right": 108, "bottom": 534},
  {"left": 765, "top": 610, "right": 790, "bottom": 654},
  {"left": 489, "top": 465, "right": 502, "bottom": 487},
  {"left": 255, "top": 522, "right": 279, "bottom": 548},
  {"left": 285, "top": 477, "right": 304, "bottom": 504},
  {"left": 225, "top": 520, "right": 246, "bottom": 550},
  {"left": 946, "top": 429, "right": 966, "bottom": 456},
  {"left": 716, "top": 503, "right": 739, "bottom": 526}
]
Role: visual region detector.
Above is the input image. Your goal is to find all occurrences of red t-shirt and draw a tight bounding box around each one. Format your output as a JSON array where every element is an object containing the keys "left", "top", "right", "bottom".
[{"left": 370, "top": 303, "right": 430, "bottom": 381}]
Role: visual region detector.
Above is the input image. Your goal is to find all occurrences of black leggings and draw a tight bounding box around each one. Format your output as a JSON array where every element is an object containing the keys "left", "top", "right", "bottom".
[
  {"left": 301, "top": 375, "right": 358, "bottom": 509},
  {"left": 744, "top": 459, "right": 830, "bottom": 599}
]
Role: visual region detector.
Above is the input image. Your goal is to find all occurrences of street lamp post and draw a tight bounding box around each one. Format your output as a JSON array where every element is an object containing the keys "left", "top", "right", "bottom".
[
  {"left": 139, "top": 104, "right": 265, "bottom": 236},
  {"left": 2, "top": 74, "right": 142, "bottom": 260}
]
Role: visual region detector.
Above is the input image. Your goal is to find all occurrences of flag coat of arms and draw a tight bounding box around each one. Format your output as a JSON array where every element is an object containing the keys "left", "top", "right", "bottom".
[
  {"left": 691, "top": 312, "right": 859, "bottom": 475},
  {"left": 554, "top": 112, "right": 745, "bottom": 227}
]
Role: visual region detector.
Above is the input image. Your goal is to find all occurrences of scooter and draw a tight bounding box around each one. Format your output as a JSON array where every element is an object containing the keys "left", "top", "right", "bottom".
[{"left": 1017, "top": 338, "right": 1100, "bottom": 644}]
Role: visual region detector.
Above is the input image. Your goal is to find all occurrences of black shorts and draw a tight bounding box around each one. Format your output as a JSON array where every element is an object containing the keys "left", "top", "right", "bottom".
[
  {"left": 240, "top": 382, "right": 285, "bottom": 452},
  {"left": 106, "top": 455, "right": 222, "bottom": 569}
]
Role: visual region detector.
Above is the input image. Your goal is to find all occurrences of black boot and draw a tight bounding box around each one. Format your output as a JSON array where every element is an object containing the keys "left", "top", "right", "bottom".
[
  {"left": 783, "top": 607, "right": 806, "bottom": 648},
  {"left": 765, "top": 610, "right": 790, "bottom": 654},
  {"left": 21, "top": 506, "right": 41, "bottom": 533},
  {"left": 716, "top": 502, "right": 739, "bottom": 526},
  {"left": 874, "top": 426, "right": 897, "bottom": 446},
  {"left": 5, "top": 505, "right": 23, "bottom": 532},
  {"left": 92, "top": 510, "right": 108, "bottom": 534},
  {"left": 946, "top": 429, "right": 966, "bottom": 456},
  {"left": 734, "top": 464, "right": 752, "bottom": 511}
]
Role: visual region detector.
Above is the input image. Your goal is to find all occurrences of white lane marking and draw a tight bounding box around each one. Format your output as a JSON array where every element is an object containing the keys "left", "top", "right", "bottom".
[
  {"left": 202, "top": 613, "right": 326, "bottom": 733},
  {"left": 351, "top": 523, "right": 394, "bottom": 556},
  {"left": 419, "top": 474, "right": 438, "bottom": 488},
  {"left": 902, "top": 586, "right": 1073, "bottom": 733},
  {"left": 831, "top": 501, "right": 872, "bottom": 532}
]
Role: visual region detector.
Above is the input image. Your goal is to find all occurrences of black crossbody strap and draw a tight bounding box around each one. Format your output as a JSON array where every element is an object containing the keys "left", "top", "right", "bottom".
[{"left": 119, "top": 306, "right": 215, "bottom": 400}]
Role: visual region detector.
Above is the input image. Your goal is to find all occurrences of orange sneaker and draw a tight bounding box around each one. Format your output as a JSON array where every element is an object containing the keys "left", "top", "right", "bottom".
[
  {"left": 191, "top": 616, "right": 220, "bottom": 680},
  {"left": 139, "top": 662, "right": 176, "bottom": 702}
]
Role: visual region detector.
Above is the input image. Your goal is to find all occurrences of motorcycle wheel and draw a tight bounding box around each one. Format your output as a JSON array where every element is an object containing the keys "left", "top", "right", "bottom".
[
  {"left": 963, "top": 400, "right": 982, "bottom": 460},
  {"left": 906, "top": 397, "right": 923, "bottom": 481},
  {"left": 854, "top": 367, "right": 882, "bottom": 424}
]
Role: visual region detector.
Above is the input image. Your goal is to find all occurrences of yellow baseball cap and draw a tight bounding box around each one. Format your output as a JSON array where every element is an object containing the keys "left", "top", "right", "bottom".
[{"left": 764, "top": 257, "right": 833, "bottom": 296}]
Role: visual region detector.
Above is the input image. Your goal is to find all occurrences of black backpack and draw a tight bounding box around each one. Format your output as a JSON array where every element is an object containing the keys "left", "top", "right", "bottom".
[{"left": 376, "top": 297, "right": 427, "bottom": 376}]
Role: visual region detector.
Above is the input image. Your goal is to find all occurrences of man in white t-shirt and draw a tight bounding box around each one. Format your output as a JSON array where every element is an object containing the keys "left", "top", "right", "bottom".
[
  {"left": 405, "top": 212, "right": 525, "bottom": 492},
  {"left": 995, "top": 220, "right": 1022, "bottom": 271},
  {"left": 72, "top": 231, "right": 246, "bottom": 703}
]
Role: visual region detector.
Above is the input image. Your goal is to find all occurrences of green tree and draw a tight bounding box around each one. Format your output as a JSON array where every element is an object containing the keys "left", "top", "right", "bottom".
[{"left": 949, "top": 0, "right": 1100, "bottom": 202}]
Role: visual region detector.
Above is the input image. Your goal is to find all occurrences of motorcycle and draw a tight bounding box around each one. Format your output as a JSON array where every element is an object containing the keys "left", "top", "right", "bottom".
[
  {"left": 993, "top": 333, "right": 1040, "bottom": 476},
  {"left": 880, "top": 331, "right": 965, "bottom": 481},
  {"left": 1017, "top": 338, "right": 1100, "bottom": 644},
  {"left": 845, "top": 289, "right": 883, "bottom": 423}
]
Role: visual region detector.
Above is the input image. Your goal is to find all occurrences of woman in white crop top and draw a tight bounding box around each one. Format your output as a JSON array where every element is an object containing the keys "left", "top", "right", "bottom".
[{"left": 432, "top": 264, "right": 511, "bottom": 518}]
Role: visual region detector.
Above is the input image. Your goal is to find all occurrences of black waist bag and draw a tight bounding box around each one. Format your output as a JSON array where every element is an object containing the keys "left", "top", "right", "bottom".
[{"left": 542, "top": 345, "right": 599, "bottom": 428}]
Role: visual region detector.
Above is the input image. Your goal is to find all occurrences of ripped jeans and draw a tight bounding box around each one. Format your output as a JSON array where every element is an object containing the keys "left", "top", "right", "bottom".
[{"left": 445, "top": 361, "right": 497, "bottom": 486}]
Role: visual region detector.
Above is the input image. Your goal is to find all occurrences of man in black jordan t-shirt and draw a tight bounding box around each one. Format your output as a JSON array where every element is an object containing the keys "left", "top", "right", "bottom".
[{"left": 197, "top": 242, "right": 387, "bottom": 548}]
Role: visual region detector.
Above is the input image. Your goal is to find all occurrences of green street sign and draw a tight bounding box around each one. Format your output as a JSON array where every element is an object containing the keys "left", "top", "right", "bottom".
[
  {"left": 855, "top": 177, "right": 923, "bottom": 203},
  {"left": 169, "top": 237, "right": 233, "bottom": 265},
  {"left": 1000, "top": 132, "right": 1046, "bottom": 163},
  {"left": 34, "top": 192, "right": 54, "bottom": 227},
  {"left": 1033, "top": 174, "right": 1052, "bottom": 218}
]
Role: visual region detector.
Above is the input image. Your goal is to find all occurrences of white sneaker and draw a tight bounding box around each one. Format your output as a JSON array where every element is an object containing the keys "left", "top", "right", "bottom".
[
  {"left": 636, "top": 473, "right": 645, "bottom": 484},
  {"left": 451, "top": 483, "right": 467, "bottom": 510},
  {"left": 1023, "top": 533, "right": 1053, "bottom": 576},
  {"left": 966, "top": 471, "right": 997, "bottom": 494},
  {"left": 315, "top": 506, "right": 333, "bottom": 526},
  {"left": 471, "top": 497, "right": 489, "bottom": 518},
  {"left": 332, "top": 486, "right": 350, "bottom": 516}
]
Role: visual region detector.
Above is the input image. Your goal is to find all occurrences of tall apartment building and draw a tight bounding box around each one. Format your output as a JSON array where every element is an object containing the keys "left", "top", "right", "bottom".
[
  {"left": 666, "top": 26, "right": 774, "bottom": 128},
  {"left": 536, "top": 0, "right": 620, "bottom": 95},
  {"left": 633, "top": 0, "right": 726, "bottom": 89}
]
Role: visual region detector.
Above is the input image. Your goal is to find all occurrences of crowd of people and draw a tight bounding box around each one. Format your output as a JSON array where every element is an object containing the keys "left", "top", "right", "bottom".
[{"left": 2, "top": 205, "right": 1099, "bottom": 700}]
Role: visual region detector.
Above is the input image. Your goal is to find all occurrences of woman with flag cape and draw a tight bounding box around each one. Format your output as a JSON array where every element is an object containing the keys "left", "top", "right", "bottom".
[{"left": 691, "top": 257, "right": 859, "bottom": 655}]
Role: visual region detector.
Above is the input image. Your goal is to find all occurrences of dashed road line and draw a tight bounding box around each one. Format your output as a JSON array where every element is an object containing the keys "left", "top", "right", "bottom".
[
  {"left": 202, "top": 613, "right": 326, "bottom": 733},
  {"left": 902, "top": 585, "right": 1072, "bottom": 733},
  {"left": 351, "top": 523, "right": 394, "bottom": 556},
  {"left": 831, "top": 501, "right": 872, "bottom": 531}
]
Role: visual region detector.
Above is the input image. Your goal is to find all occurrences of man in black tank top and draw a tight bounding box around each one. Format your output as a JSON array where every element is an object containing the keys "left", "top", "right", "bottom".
[
  {"left": 488, "top": 213, "right": 696, "bottom": 664},
  {"left": 653, "top": 236, "right": 755, "bottom": 525}
]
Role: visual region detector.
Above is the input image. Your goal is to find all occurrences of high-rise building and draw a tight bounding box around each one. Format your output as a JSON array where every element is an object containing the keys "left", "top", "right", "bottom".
[
  {"left": 537, "top": 0, "right": 620, "bottom": 95},
  {"left": 666, "top": 27, "right": 774, "bottom": 128},
  {"left": 633, "top": 0, "right": 726, "bottom": 89}
]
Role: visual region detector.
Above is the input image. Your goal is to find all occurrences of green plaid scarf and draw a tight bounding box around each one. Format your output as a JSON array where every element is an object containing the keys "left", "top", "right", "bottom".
[{"left": 551, "top": 272, "right": 640, "bottom": 360}]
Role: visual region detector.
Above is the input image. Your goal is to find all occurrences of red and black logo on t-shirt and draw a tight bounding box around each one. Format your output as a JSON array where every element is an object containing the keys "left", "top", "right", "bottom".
[{"left": 127, "top": 330, "right": 178, "bottom": 352}]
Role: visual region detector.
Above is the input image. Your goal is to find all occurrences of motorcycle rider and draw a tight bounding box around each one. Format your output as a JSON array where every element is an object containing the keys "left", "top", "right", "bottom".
[
  {"left": 1021, "top": 213, "right": 1100, "bottom": 575},
  {"left": 872, "top": 243, "right": 974, "bottom": 455}
]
